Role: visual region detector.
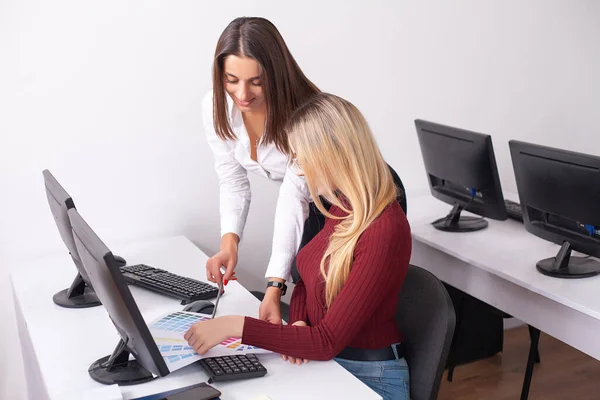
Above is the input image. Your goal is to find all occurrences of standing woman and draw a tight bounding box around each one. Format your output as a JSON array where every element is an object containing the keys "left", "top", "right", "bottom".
[{"left": 202, "top": 17, "right": 319, "bottom": 322}]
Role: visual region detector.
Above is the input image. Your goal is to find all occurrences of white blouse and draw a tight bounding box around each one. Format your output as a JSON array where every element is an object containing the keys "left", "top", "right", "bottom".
[{"left": 202, "top": 90, "right": 311, "bottom": 282}]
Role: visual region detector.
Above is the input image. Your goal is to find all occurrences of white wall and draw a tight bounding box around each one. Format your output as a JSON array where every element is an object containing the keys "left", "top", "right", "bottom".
[{"left": 2, "top": 1, "right": 599, "bottom": 398}]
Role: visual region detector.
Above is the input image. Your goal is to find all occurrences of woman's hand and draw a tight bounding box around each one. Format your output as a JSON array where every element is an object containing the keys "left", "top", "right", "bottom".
[
  {"left": 206, "top": 233, "right": 239, "bottom": 284},
  {"left": 281, "top": 321, "right": 309, "bottom": 365},
  {"left": 184, "top": 315, "right": 244, "bottom": 355},
  {"left": 259, "top": 286, "right": 283, "bottom": 324}
]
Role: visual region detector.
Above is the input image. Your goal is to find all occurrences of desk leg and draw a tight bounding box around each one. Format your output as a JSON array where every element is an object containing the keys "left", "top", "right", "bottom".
[
  {"left": 528, "top": 325, "right": 541, "bottom": 364},
  {"left": 520, "top": 326, "right": 540, "bottom": 400}
]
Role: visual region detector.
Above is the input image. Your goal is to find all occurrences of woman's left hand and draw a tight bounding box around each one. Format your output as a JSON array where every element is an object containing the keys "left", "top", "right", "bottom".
[
  {"left": 281, "top": 321, "right": 310, "bottom": 365},
  {"left": 184, "top": 316, "right": 243, "bottom": 355}
]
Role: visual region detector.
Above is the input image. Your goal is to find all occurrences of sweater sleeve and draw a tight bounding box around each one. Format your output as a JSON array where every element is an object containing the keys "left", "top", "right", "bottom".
[
  {"left": 241, "top": 211, "right": 411, "bottom": 360},
  {"left": 288, "top": 279, "right": 308, "bottom": 324}
]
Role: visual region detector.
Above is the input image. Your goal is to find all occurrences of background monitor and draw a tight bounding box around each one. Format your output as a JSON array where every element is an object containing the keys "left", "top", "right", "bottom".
[
  {"left": 510, "top": 140, "right": 600, "bottom": 278},
  {"left": 43, "top": 169, "right": 102, "bottom": 308},
  {"left": 415, "top": 119, "right": 508, "bottom": 232},
  {"left": 68, "top": 207, "right": 169, "bottom": 385},
  {"left": 43, "top": 169, "right": 126, "bottom": 308}
]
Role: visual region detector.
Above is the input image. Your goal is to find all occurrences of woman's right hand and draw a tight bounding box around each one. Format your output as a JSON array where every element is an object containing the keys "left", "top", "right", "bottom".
[{"left": 206, "top": 233, "right": 239, "bottom": 284}]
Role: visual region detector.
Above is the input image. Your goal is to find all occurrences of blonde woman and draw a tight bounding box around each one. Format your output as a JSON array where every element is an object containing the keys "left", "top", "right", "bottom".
[{"left": 187, "top": 93, "right": 412, "bottom": 400}]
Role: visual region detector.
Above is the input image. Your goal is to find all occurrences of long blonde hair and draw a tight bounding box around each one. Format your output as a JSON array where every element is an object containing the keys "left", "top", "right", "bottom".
[{"left": 286, "top": 93, "right": 398, "bottom": 307}]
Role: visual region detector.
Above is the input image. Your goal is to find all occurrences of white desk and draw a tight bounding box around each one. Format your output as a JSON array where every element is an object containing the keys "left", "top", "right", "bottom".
[
  {"left": 408, "top": 194, "right": 600, "bottom": 361},
  {"left": 11, "top": 236, "right": 380, "bottom": 400}
]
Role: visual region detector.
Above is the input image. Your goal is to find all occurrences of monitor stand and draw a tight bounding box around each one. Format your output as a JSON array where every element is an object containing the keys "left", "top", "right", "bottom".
[
  {"left": 432, "top": 203, "right": 488, "bottom": 232},
  {"left": 53, "top": 273, "right": 101, "bottom": 308},
  {"left": 89, "top": 338, "right": 157, "bottom": 386},
  {"left": 536, "top": 241, "right": 600, "bottom": 278},
  {"left": 53, "top": 253, "right": 127, "bottom": 308}
]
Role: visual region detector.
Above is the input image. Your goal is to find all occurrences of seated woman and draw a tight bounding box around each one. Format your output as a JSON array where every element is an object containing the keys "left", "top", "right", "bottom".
[{"left": 185, "top": 93, "right": 412, "bottom": 400}]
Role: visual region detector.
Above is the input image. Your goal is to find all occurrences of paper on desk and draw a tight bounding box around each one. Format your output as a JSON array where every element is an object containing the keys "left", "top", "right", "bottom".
[
  {"left": 149, "top": 311, "right": 273, "bottom": 358},
  {"left": 83, "top": 384, "right": 123, "bottom": 400},
  {"left": 156, "top": 341, "right": 197, "bottom": 356},
  {"left": 162, "top": 352, "right": 202, "bottom": 372}
]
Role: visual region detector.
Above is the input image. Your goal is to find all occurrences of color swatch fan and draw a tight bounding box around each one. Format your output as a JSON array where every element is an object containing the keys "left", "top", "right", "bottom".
[{"left": 148, "top": 311, "right": 272, "bottom": 364}]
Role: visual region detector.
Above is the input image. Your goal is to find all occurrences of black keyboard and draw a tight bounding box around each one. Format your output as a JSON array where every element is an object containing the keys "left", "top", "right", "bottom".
[
  {"left": 199, "top": 354, "right": 267, "bottom": 383},
  {"left": 120, "top": 264, "right": 219, "bottom": 305},
  {"left": 505, "top": 199, "right": 523, "bottom": 222}
]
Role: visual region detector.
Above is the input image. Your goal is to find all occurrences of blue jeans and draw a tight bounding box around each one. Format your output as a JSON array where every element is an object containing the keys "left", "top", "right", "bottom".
[{"left": 334, "top": 356, "right": 410, "bottom": 400}]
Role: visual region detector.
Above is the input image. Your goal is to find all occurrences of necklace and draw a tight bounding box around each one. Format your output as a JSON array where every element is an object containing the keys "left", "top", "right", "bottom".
[{"left": 255, "top": 128, "right": 264, "bottom": 148}]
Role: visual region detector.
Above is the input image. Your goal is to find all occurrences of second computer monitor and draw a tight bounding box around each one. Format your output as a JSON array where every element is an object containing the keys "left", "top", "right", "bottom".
[
  {"left": 415, "top": 119, "right": 507, "bottom": 232},
  {"left": 510, "top": 140, "right": 600, "bottom": 278},
  {"left": 43, "top": 169, "right": 101, "bottom": 308}
]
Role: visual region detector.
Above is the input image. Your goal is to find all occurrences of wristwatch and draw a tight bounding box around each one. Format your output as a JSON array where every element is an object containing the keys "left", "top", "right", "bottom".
[{"left": 266, "top": 281, "right": 287, "bottom": 296}]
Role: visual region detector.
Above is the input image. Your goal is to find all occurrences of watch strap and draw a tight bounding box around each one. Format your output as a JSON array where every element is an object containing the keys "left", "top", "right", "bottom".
[{"left": 266, "top": 281, "right": 287, "bottom": 296}]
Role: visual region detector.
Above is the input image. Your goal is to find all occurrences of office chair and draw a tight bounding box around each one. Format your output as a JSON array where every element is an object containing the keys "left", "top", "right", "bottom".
[
  {"left": 396, "top": 264, "right": 456, "bottom": 400},
  {"left": 388, "top": 163, "right": 407, "bottom": 217}
]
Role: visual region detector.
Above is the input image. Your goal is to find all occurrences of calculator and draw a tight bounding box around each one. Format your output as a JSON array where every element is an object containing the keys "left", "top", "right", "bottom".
[{"left": 199, "top": 354, "right": 267, "bottom": 383}]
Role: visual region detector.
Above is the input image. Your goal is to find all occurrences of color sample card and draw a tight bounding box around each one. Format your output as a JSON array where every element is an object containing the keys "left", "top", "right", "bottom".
[
  {"left": 153, "top": 337, "right": 187, "bottom": 344},
  {"left": 226, "top": 342, "right": 264, "bottom": 353},
  {"left": 220, "top": 337, "right": 242, "bottom": 346},
  {"left": 158, "top": 343, "right": 196, "bottom": 355},
  {"left": 150, "top": 311, "right": 209, "bottom": 335},
  {"left": 148, "top": 311, "right": 273, "bottom": 359}
]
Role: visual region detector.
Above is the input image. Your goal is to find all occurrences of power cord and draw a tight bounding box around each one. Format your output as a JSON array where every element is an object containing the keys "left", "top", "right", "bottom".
[{"left": 433, "top": 189, "right": 484, "bottom": 225}]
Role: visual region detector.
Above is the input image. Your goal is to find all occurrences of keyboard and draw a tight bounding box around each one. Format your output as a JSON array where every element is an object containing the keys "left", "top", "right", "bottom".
[
  {"left": 199, "top": 354, "right": 267, "bottom": 383},
  {"left": 120, "top": 264, "right": 219, "bottom": 305},
  {"left": 504, "top": 199, "right": 523, "bottom": 222}
]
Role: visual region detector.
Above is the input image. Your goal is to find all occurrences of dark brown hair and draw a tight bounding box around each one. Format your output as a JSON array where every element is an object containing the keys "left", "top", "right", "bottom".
[{"left": 212, "top": 17, "right": 320, "bottom": 154}]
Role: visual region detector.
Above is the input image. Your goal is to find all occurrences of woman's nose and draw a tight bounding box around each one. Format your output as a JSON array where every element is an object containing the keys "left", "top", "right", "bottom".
[{"left": 237, "top": 82, "right": 250, "bottom": 100}]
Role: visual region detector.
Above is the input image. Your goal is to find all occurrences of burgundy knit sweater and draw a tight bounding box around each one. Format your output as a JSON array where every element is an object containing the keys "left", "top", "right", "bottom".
[{"left": 241, "top": 201, "right": 412, "bottom": 360}]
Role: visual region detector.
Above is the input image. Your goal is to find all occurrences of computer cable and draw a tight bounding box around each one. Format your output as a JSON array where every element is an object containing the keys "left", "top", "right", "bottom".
[{"left": 432, "top": 189, "right": 484, "bottom": 225}]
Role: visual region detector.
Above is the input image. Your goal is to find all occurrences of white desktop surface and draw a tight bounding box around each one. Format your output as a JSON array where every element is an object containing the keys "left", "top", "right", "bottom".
[
  {"left": 408, "top": 193, "right": 600, "bottom": 360},
  {"left": 11, "top": 236, "right": 380, "bottom": 400}
]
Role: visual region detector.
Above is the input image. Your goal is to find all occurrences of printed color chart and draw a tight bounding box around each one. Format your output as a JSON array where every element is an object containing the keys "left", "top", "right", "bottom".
[
  {"left": 150, "top": 311, "right": 209, "bottom": 334},
  {"left": 148, "top": 310, "right": 273, "bottom": 367}
]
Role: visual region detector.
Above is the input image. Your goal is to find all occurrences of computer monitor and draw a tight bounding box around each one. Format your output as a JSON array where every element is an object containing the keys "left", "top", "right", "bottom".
[
  {"left": 509, "top": 140, "right": 600, "bottom": 278},
  {"left": 43, "top": 169, "right": 102, "bottom": 308},
  {"left": 415, "top": 119, "right": 508, "bottom": 232},
  {"left": 68, "top": 207, "right": 170, "bottom": 385}
]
